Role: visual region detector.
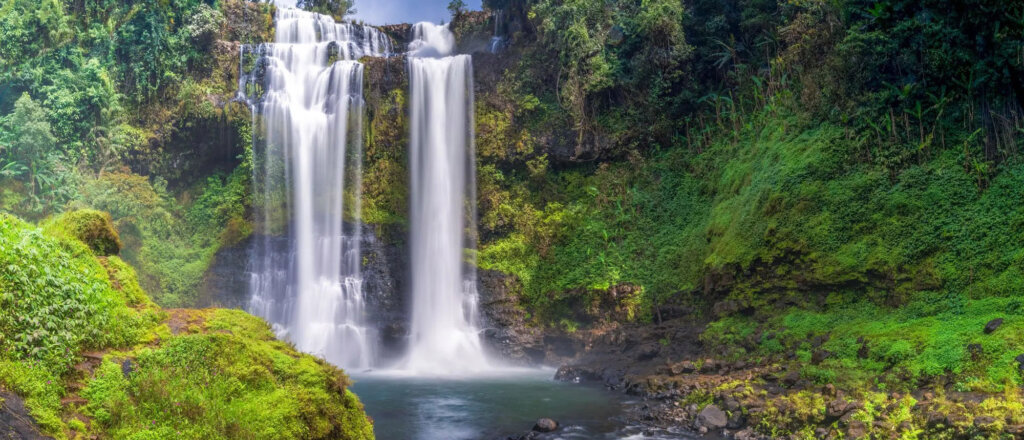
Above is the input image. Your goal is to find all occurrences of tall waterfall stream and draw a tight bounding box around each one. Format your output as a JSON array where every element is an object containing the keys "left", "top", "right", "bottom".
[{"left": 238, "top": 8, "right": 692, "bottom": 439}]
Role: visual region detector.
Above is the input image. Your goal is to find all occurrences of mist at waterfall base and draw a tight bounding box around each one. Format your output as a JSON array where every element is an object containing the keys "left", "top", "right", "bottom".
[{"left": 239, "top": 9, "right": 699, "bottom": 440}]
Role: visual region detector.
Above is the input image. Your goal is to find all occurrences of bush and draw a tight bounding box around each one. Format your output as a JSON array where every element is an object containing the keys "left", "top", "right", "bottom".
[{"left": 44, "top": 209, "right": 123, "bottom": 256}]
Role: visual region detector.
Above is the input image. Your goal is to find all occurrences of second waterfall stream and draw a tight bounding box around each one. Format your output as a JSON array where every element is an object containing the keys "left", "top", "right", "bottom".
[
  {"left": 405, "top": 22, "right": 490, "bottom": 374},
  {"left": 244, "top": 9, "right": 488, "bottom": 374}
]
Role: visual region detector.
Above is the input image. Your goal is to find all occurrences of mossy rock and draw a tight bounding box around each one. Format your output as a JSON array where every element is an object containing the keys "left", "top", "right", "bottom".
[{"left": 45, "top": 210, "right": 123, "bottom": 256}]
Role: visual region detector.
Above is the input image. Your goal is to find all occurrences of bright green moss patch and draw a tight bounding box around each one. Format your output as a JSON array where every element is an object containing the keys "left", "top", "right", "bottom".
[
  {"left": 704, "top": 293, "right": 1024, "bottom": 392},
  {"left": 83, "top": 309, "right": 373, "bottom": 440},
  {"left": 43, "top": 209, "right": 123, "bottom": 256}
]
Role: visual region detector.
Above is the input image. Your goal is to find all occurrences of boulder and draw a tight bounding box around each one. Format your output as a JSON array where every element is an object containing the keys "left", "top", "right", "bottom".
[
  {"left": 825, "top": 399, "right": 848, "bottom": 420},
  {"left": 727, "top": 410, "right": 746, "bottom": 429},
  {"left": 45, "top": 209, "right": 122, "bottom": 256},
  {"left": 811, "top": 350, "right": 832, "bottom": 365},
  {"left": 733, "top": 429, "right": 760, "bottom": 440},
  {"left": 671, "top": 360, "right": 696, "bottom": 375},
  {"left": 696, "top": 405, "right": 728, "bottom": 429},
  {"left": 554, "top": 366, "right": 601, "bottom": 383},
  {"left": 984, "top": 318, "right": 1003, "bottom": 334},
  {"left": 723, "top": 397, "right": 741, "bottom": 412},
  {"left": 847, "top": 420, "right": 867, "bottom": 439},
  {"left": 926, "top": 411, "right": 947, "bottom": 428},
  {"left": 532, "top": 418, "right": 558, "bottom": 433}
]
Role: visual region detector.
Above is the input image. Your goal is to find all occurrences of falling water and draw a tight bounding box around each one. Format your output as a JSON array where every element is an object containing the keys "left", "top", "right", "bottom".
[
  {"left": 242, "top": 9, "right": 392, "bottom": 369},
  {"left": 489, "top": 10, "right": 507, "bottom": 54},
  {"left": 404, "top": 22, "right": 490, "bottom": 374}
]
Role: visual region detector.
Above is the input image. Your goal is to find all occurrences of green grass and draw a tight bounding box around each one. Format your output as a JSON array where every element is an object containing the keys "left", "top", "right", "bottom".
[{"left": 718, "top": 294, "right": 1024, "bottom": 392}]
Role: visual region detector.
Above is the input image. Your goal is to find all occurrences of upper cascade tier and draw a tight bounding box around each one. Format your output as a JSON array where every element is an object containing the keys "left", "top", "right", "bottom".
[
  {"left": 408, "top": 22, "right": 456, "bottom": 58},
  {"left": 275, "top": 8, "right": 393, "bottom": 59}
]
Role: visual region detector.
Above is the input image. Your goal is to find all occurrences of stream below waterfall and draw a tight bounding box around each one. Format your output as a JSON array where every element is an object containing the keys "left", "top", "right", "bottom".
[{"left": 350, "top": 370, "right": 699, "bottom": 440}]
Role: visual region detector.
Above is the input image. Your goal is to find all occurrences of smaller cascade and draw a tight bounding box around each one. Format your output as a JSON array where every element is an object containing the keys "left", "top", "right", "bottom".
[
  {"left": 488, "top": 10, "right": 507, "bottom": 53},
  {"left": 404, "top": 22, "right": 490, "bottom": 374}
]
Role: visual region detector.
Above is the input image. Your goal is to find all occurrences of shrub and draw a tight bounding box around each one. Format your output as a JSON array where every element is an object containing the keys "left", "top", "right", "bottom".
[{"left": 44, "top": 209, "right": 122, "bottom": 256}]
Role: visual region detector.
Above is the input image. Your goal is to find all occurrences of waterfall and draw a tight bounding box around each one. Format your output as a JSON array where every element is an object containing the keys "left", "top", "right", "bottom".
[
  {"left": 489, "top": 10, "right": 507, "bottom": 54},
  {"left": 242, "top": 9, "right": 392, "bottom": 369},
  {"left": 404, "top": 22, "right": 490, "bottom": 374}
]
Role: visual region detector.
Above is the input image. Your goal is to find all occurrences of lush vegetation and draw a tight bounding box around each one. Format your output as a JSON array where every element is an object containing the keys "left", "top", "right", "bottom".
[
  {"left": 0, "top": 0, "right": 269, "bottom": 306},
  {"left": 2, "top": 0, "right": 1023, "bottom": 436},
  {"left": 0, "top": 213, "right": 160, "bottom": 434},
  {"left": 469, "top": 0, "right": 1024, "bottom": 393},
  {"left": 0, "top": 213, "right": 373, "bottom": 439}
]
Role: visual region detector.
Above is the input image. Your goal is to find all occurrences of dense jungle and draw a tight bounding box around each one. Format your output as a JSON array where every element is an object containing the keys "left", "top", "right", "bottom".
[{"left": 1, "top": 0, "right": 1023, "bottom": 438}]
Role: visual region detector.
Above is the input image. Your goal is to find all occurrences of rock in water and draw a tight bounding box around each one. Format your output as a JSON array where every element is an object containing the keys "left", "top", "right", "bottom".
[
  {"left": 696, "top": 405, "right": 728, "bottom": 429},
  {"left": 533, "top": 418, "right": 558, "bottom": 433},
  {"left": 984, "top": 318, "right": 1003, "bottom": 334}
]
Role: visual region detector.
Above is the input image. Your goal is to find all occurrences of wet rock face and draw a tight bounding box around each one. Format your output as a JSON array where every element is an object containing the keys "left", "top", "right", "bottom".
[
  {"left": 0, "top": 390, "right": 52, "bottom": 440},
  {"left": 476, "top": 269, "right": 545, "bottom": 364},
  {"left": 198, "top": 234, "right": 259, "bottom": 309}
]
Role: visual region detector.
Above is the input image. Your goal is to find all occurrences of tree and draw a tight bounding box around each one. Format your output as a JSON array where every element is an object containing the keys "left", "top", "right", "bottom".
[
  {"left": 296, "top": 0, "right": 356, "bottom": 21},
  {"left": 3, "top": 93, "right": 57, "bottom": 197},
  {"left": 448, "top": 0, "right": 467, "bottom": 17}
]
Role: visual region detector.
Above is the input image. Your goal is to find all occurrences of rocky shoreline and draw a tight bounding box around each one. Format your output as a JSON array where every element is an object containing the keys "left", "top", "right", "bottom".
[
  {"left": 516, "top": 316, "right": 1024, "bottom": 440},
  {"left": 473, "top": 271, "right": 1024, "bottom": 439}
]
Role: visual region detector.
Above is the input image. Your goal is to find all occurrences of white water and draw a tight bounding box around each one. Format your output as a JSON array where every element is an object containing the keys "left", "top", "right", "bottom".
[
  {"left": 404, "top": 22, "right": 490, "bottom": 374},
  {"left": 245, "top": 9, "right": 392, "bottom": 369}
]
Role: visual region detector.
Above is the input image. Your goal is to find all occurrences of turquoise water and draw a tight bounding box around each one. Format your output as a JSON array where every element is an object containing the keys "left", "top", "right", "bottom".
[{"left": 350, "top": 370, "right": 696, "bottom": 439}]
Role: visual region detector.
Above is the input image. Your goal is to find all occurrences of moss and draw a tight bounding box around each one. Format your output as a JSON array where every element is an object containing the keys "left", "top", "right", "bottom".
[
  {"left": 361, "top": 63, "right": 410, "bottom": 232},
  {"left": 82, "top": 310, "right": 374, "bottom": 440},
  {"left": 43, "top": 209, "right": 123, "bottom": 256}
]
